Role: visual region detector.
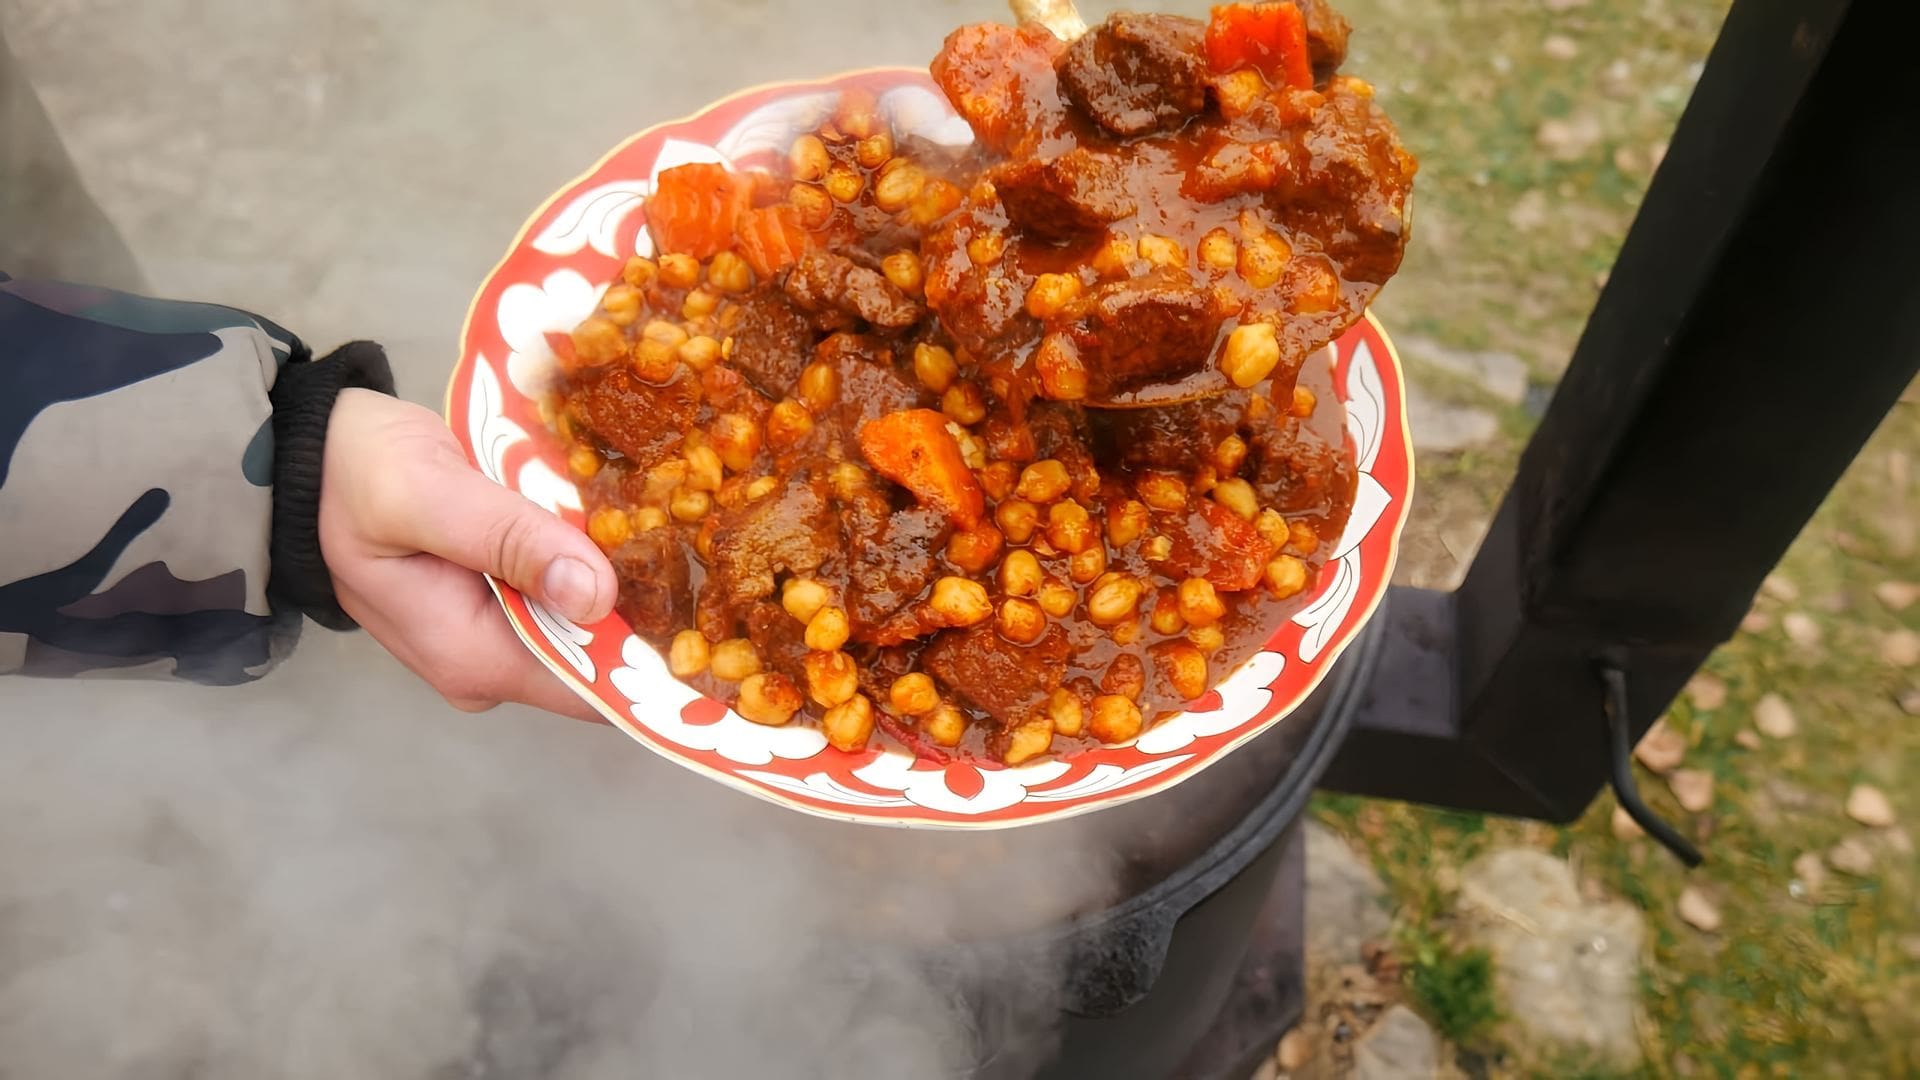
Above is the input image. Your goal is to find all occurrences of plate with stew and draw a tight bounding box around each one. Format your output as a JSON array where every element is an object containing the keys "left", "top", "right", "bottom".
[{"left": 447, "top": 2, "right": 1416, "bottom": 828}]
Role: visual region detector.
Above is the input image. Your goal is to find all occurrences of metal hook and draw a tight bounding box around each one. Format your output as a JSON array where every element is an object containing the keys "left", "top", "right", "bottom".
[{"left": 1601, "top": 665, "right": 1704, "bottom": 868}]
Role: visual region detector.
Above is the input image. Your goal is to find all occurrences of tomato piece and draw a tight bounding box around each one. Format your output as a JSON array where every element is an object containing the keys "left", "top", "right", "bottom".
[
  {"left": 734, "top": 204, "right": 814, "bottom": 278},
  {"left": 646, "top": 163, "right": 750, "bottom": 260},
  {"left": 1205, "top": 3, "right": 1313, "bottom": 91},
  {"left": 857, "top": 409, "right": 986, "bottom": 529}
]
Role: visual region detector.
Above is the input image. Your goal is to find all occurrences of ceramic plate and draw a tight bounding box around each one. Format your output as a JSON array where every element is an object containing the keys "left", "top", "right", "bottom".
[{"left": 446, "top": 67, "right": 1414, "bottom": 829}]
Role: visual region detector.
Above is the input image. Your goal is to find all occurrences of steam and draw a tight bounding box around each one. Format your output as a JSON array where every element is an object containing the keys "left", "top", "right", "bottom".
[{"left": 0, "top": 633, "right": 1121, "bottom": 1079}]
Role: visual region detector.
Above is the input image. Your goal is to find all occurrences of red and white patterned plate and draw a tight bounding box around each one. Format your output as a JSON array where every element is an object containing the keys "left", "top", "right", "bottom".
[{"left": 446, "top": 67, "right": 1414, "bottom": 829}]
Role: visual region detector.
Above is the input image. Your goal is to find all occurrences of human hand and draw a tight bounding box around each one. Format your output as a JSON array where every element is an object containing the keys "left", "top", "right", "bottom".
[{"left": 318, "top": 388, "right": 615, "bottom": 720}]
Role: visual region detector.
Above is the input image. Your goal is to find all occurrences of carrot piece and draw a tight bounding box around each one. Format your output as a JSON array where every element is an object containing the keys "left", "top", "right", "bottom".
[
  {"left": 734, "top": 204, "right": 813, "bottom": 278},
  {"left": 1205, "top": 3, "right": 1314, "bottom": 91},
  {"left": 856, "top": 409, "right": 986, "bottom": 529},
  {"left": 646, "top": 163, "right": 750, "bottom": 260}
]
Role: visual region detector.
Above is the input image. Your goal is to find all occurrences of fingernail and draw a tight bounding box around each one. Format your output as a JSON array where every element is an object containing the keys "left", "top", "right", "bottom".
[{"left": 542, "top": 556, "right": 599, "bottom": 622}]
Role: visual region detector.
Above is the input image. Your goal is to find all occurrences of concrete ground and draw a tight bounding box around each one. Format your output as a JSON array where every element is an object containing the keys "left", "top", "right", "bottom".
[{"left": 0, "top": 2, "right": 1213, "bottom": 1078}]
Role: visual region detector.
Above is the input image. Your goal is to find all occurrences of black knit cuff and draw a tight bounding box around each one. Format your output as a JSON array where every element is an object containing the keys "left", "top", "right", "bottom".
[{"left": 268, "top": 339, "right": 396, "bottom": 631}]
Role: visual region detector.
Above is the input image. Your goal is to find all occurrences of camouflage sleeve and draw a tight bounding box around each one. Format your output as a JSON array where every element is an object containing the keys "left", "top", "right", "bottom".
[{"left": 0, "top": 274, "right": 304, "bottom": 684}]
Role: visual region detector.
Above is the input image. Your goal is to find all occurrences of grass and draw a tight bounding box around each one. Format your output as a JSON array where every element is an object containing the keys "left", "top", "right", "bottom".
[{"left": 1301, "top": 0, "right": 1920, "bottom": 1075}]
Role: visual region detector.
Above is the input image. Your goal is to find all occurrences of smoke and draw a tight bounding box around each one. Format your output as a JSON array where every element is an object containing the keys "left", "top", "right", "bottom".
[{"left": 0, "top": 631, "right": 1123, "bottom": 1079}]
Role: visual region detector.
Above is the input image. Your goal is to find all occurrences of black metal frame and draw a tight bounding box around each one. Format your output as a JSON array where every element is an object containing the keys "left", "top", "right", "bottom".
[{"left": 1322, "top": 0, "right": 1920, "bottom": 821}]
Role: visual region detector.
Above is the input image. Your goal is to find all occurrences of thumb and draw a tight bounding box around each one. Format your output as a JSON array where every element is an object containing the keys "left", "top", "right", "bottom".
[{"left": 388, "top": 459, "right": 618, "bottom": 624}]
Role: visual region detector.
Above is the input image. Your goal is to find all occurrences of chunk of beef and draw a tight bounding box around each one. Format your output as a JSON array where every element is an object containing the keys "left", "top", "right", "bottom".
[
  {"left": 720, "top": 287, "right": 815, "bottom": 399},
  {"left": 1248, "top": 419, "right": 1358, "bottom": 517},
  {"left": 1064, "top": 270, "right": 1225, "bottom": 394},
  {"left": 567, "top": 368, "right": 700, "bottom": 470},
  {"left": 922, "top": 623, "right": 1071, "bottom": 724},
  {"left": 1056, "top": 13, "right": 1208, "bottom": 138},
  {"left": 841, "top": 489, "right": 950, "bottom": 637},
  {"left": 1089, "top": 391, "right": 1249, "bottom": 470},
  {"left": 1156, "top": 496, "right": 1277, "bottom": 592},
  {"left": 816, "top": 332, "right": 928, "bottom": 435},
  {"left": 784, "top": 251, "right": 924, "bottom": 332},
  {"left": 707, "top": 469, "right": 838, "bottom": 606},
  {"left": 745, "top": 600, "right": 810, "bottom": 684},
  {"left": 930, "top": 22, "right": 1072, "bottom": 157},
  {"left": 1296, "top": 0, "right": 1351, "bottom": 75},
  {"left": 610, "top": 528, "right": 689, "bottom": 644},
  {"left": 993, "top": 150, "right": 1136, "bottom": 243}
]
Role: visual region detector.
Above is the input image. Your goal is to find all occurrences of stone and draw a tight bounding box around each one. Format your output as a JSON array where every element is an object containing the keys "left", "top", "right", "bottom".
[
  {"left": 1648, "top": 140, "right": 1669, "bottom": 173},
  {"left": 1740, "top": 609, "right": 1773, "bottom": 634},
  {"left": 1407, "top": 387, "right": 1499, "bottom": 453},
  {"left": 1542, "top": 34, "right": 1579, "bottom": 60},
  {"left": 1536, "top": 114, "right": 1603, "bottom": 162},
  {"left": 1669, "top": 769, "right": 1714, "bottom": 813},
  {"left": 1827, "top": 838, "right": 1875, "bottom": 876},
  {"left": 1276, "top": 1027, "right": 1313, "bottom": 1071},
  {"left": 1879, "top": 629, "right": 1919, "bottom": 667},
  {"left": 1684, "top": 673, "right": 1727, "bottom": 711},
  {"left": 1457, "top": 849, "right": 1642, "bottom": 1067},
  {"left": 1306, "top": 823, "right": 1392, "bottom": 969},
  {"left": 1399, "top": 335, "right": 1529, "bottom": 405},
  {"left": 1900, "top": 689, "right": 1920, "bottom": 717},
  {"left": 1248, "top": 1057, "right": 1278, "bottom": 1080},
  {"left": 1734, "top": 729, "right": 1763, "bottom": 750},
  {"left": 1761, "top": 573, "right": 1800, "bottom": 602},
  {"left": 1874, "top": 581, "right": 1919, "bottom": 611},
  {"left": 1633, "top": 719, "right": 1687, "bottom": 774},
  {"left": 1544, "top": 0, "right": 1588, "bottom": 11},
  {"left": 1781, "top": 612, "right": 1822, "bottom": 649},
  {"left": 1754, "top": 694, "right": 1797, "bottom": 739},
  {"left": 1506, "top": 188, "right": 1550, "bottom": 233},
  {"left": 1351, "top": 1005, "right": 1437, "bottom": 1080},
  {"left": 1846, "top": 784, "right": 1897, "bottom": 827},
  {"left": 1677, "top": 887, "right": 1721, "bottom": 933},
  {"left": 1901, "top": 935, "right": 1920, "bottom": 963},
  {"left": 1610, "top": 804, "right": 1644, "bottom": 840},
  {"left": 1790, "top": 851, "right": 1828, "bottom": 901}
]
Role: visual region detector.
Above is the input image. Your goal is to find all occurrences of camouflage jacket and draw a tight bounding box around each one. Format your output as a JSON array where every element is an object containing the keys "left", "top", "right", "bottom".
[{"left": 0, "top": 273, "right": 391, "bottom": 684}]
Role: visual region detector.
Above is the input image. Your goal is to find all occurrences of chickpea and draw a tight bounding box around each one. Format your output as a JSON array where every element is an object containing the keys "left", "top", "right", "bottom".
[
  {"left": 1265, "top": 554, "right": 1310, "bottom": 599},
  {"left": 1143, "top": 534, "right": 1174, "bottom": 562},
  {"left": 1137, "top": 471, "right": 1189, "bottom": 512},
  {"left": 738, "top": 672, "right": 804, "bottom": 726},
  {"left": 929, "top": 576, "right": 993, "bottom": 627},
  {"left": 1191, "top": 464, "right": 1219, "bottom": 495},
  {"left": 676, "top": 334, "right": 721, "bottom": 372},
  {"left": 829, "top": 461, "right": 872, "bottom": 500},
  {"left": 1288, "top": 519, "right": 1320, "bottom": 555},
  {"left": 1214, "top": 435, "right": 1249, "bottom": 476},
  {"left": 1068, "top": 544, "right": 1107, "bottom": 585},
  {"left": 855, "top": 131, "right": 894, "bottom": 169},
  {"left": 669, "top": 488, "right": 712, "bottom": 522},
  {"left": 658, "top": 253, "right": 701, "bottom": 289},
  {"left": 1155, "top": 642, "right": 1209, "bottom": 700},
  {"left": 1107, "top": 500, "right": 1151, "bottom": 548},
  {"left": 923, "top": 703, "right": 967, "bottom": 747},
  {"left": 824, "top": 162, "right": 865, "bottom": 203},
  {"left": 709, "top": 413, "right": 762, "bottom": 473},
  {"left": 954, "top": 429, "right": 988, "bottom": 470},
  {"left": 995, "top": 499, "right": 1041, "bottom": 544},
  {"left": 804, "top": 605, "right": 851, "bottom": 651},
  {"left": 873, "top": 159, "right": 926, "bottom": 213},
  {"left": 804, "top": 649, "right": 860, "bottom": 707},
  {"left": 1000, "top": 550, "right": 1043, "bottom": 597},
  {"left": 883, "top": 250, "right": 925, "bottom": 296},
  {"left": 822, "top": 694, "right": 875, "bottom": 752},
  {"left": 1092, "top": 234, "right": 1138, "bottom": 279},
  {"left": 1138, "top": 233, "right": 1187, "bottom": 269},
  {"left": 1002, "top": 714, "right": 1054, "bottom": 766},
  {"left": 913, "top": 342, "right": 958, "bottom": 392},
  {"left": 1255, "top": 508, "right": 1291, "bottom": 549},
  {"left": 1287, "top": 257, "right": 1341, "bottom": 314},
  {"left": 1089, "top": 695, "right": 1145, "bottom": 744},
  {"left": 643, "top": 458, "right": 690, "bottom": 504},
  {"left": 586, "top": 505, "right": 631, "bottom": 550},
  {"left": 707, "top": 250, "right": 752, "bottom": 294},
  {"left": 631, "top": 506, "right": 669, "bottom": 533},
  {"left": 567, "top": 444, "right": 602, "bottom": 480},
  {"left": 695, "top": 516, "right": 720, "bottom": 559},
  {"left": 1238, "top": 230, "right": 1291, "bottom": 290},
  {"left": 746, "top": 475, "right": 779, "bottom": 501},
  {"left": 1220, "top": 322, "right": 1282, "bottom": 388},
  {"left": 1212, "top": 478, "right": 1259, "bottom": 521},
  {"left": 798, "top": 361, "right": 839, "bottom": 414},
  {"left": 601, "top": 283, "right": 642, "bottom": 327},
  {"left": 1046, "top": 501, "right": 1095, "bottom": 555},
  {"left": 942, "top": 382, "right": 987, "bottom": 425},
  {"left": 979, "top": 460, "right": 1021, "bottom": 502},
  {"left": 781, "top": 578, "right": 830, "bottom": 623},
  {"left": 1025, "top": 273, "right": 1083, "bottom": 320},
  {"left": 1178, "top": 577, "right": 1227, "bottom": 628},
  {"left": 1035, "top": 334, "right": 1089, "bottom": 401},
  {"left": 635, "top": 319, "right": 690, "bottom": 381},
  {"left": 570, "top": 317, "right": 627, "bottom": 367},
  {"left": 789, "top": 133, "right": 830, "bottom": 181},
  {"left": 1087, "top": 574, "right": 1144, "bottom": 626},
  {"left": 997, "top": 598, "right": 1048, "bottom": 645},
  {"left": 833, "top": 90, "right": 880, "bottom": 139},
  {"left": 766, "top": 399, "right": 815, "bottom": 449},
  {"left": 947, "top": 523, "right": 1005, "bottom": 574},
  {"left": 890, "top": 672, "right": 940, "bottom": 715},
  {"left": 1047, "top": 689, "right": 1085, "bottom": 737},
  {"left": 667, "top": 630, "right": 711, "bottom": 678},
  {"left": 1291, "top": 385, "right": 1318, "bottom": 418},
  {"left": 1214, "top": 69, "right": 1266, "bottom": 118},
  {"left": 1150, "top": 587, "right": 1187, "bottom": 634},
  {"left": 710, "top": 639, "right": 762, "bottom": 682},
  {"left": 681, "top": 288, "right": 720, "bottom": 321},
  {"left": 621, "top": 255, "right": 659, "bottom": 289},
  {"left": 966, "top": 231, "right": 1006, "bottom": 266},
  {"left": 1013, "top": 460, "right": 1070, "bottom": 504},
  {"left": 910, "top": 178, "right": 963, "bottom": 226},
  {"left": 1037, "top": 577, "right": 1077, "bottom": 618},
  {"left": 684, "top": 445, "right": 725, "bottom": 493},
  {"left": 1188, "top": 623, "right": 1226, "bottom": 654},
  {"left": 789, "top": 183, "right": 835, "bottom": 228},
  {"left": 1198, "top": 228, "right": 1238, "bottom": 274}
]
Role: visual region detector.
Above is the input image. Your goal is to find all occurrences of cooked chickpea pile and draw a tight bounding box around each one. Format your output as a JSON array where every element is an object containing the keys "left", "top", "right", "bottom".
[{"left": 546, "top": 0, "right": 1388, "bottom": 766}]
